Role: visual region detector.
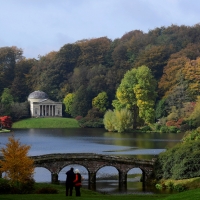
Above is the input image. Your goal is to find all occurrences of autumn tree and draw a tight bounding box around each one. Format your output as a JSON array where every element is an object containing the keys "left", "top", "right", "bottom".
[
  {"left": 188, "top": 96, "right": 200, "bottom": 127},
  {"left": 0, "top": 136, "right": 34, "bottom": 184},
  {"left": 0, "top": 116, "right": 12, "bottom": 129}
]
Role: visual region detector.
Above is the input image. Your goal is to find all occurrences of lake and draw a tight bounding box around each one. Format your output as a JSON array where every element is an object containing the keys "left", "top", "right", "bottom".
[{"left": 0, "top": 128, "right": 184, "bottom": 194}]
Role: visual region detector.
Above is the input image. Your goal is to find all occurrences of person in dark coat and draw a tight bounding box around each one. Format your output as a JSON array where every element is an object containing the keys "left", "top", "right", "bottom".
[
  {"left": 73, "top": 169, "right": 82, "bottom": 196},
  {"left": 65, "top": 167, "right": 75, "bottom": 196}
]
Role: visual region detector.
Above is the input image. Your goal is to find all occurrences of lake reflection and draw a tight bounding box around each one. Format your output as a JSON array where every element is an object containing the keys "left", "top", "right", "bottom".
[{"left": 0, "top": 128, "right": 185, "bottom": 194}]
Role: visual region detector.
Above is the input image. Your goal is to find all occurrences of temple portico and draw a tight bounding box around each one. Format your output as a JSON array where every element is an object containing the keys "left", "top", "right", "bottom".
[{"left": 28, "top": 91, "right": 62, "bottom": 117}]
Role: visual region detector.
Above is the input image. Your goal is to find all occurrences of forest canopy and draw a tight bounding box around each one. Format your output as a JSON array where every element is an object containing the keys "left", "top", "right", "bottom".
[{"left": 1, "top": 24, "right": 200, "bottom": 129}]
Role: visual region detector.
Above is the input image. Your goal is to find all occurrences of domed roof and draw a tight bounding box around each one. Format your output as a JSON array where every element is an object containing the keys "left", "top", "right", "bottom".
[{"left": 28, "top": 91, "right": 48, "bottom": 99}]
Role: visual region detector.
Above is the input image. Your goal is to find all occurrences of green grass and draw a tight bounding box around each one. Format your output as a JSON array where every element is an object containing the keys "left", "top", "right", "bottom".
[
  {"left": 12, "top": 118, "right": 79, "bottom": 128},
  {"left": 1, "top": 181, "right": 200, "bottom": 200}
]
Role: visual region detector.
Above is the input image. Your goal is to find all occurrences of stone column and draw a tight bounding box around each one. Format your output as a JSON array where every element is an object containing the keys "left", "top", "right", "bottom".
[
  {"left": 88, "top": 171, "right": 96, "bottom": 190},
  {"left": 141, "top": 170, "right": 146, "bottom": 191},
  {"left": 118, "top": 170, "right": 127, "bottom": 192},
  {"left": 51, "top": 173, "right": 59, "bottom": 184},
  {"left": 39, "top": 105, "right": 40, "bottom": 116}
]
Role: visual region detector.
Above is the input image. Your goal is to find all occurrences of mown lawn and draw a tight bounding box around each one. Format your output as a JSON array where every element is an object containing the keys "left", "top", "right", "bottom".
[
  {"left": 12, "top": 117, "right": 79, "bottom": 128},
  {"left": 1, "top": 182, "right": 200, "bottom": 200},
  {"left": 1, "top": 189, "right": 200, "bottom": 200}
]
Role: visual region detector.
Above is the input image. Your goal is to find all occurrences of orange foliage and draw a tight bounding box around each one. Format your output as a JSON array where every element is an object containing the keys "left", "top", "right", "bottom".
[{"left": 0, "top": 136, "right": 34, "bottom": 183}]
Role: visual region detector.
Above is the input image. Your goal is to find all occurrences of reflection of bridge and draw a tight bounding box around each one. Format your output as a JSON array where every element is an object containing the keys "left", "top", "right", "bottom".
[{"left": 0, "top": 153, "right": 155, "bottom": 190}]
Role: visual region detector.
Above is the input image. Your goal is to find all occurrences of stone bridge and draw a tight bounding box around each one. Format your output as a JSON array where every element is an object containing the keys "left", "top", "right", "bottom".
[{"left": 0, "top": 153, "right": 155, "bottom": 190}]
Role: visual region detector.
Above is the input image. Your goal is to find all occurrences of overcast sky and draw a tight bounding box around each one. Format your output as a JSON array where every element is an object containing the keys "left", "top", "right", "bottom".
[{"left": 0, "top": 0, "right": 200, "bottom": 59}]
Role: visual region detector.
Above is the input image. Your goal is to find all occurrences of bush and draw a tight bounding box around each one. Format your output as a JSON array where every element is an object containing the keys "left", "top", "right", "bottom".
[
  {"left": 36, "top": 186, "right": 58, "bottom": 194},
  {"left": 78, "top": 118, "right": 104, "bottom": 128},
  {"left": 0, "top": 178, "right": 35, "bottom": 194},
  {"left": 160, "top": 126, "right": 169, "bottom": 133},
  {"left": 168, "top": 126, "right": 178, "bottom": 133},
  {"left": 75, "top": 116, "right": 83, "bottom": 121},
  {"left": 155, "top": 123, "right": 161, "bottom": 131},
  {"left": 155, "top": 140, "right": 200, "bottom": 180},
  {"left": 173, "top": 184, "right": 186, "bottom": 192},
  {"left": 20, "top": 178, "right": 35, "bottom": 194},
  {"left": 0, "top": 178, "right": 13, "bottom": 194},
  {"left": 140, "top": 125, "right": 152, "bottom": 132}
]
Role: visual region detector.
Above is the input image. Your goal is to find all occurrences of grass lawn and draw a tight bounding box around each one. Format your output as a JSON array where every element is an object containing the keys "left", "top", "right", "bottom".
[
  {"left": 1, "top": 182, "right": 200, "bottom": 200},
  {"left": 12, "top": 117, "right": 79, "bottom": 128}
]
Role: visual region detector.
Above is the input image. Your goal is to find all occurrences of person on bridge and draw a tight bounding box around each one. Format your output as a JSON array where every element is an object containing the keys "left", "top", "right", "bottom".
[
  {"left": 65, "top": 167, "right": 75, "bottom": 196},
  {"left": 73, "top": 169, "right": 82, "bottom": 196}
]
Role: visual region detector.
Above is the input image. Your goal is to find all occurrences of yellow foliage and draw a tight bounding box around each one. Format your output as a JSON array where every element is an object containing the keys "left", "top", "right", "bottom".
[{"left": 0, "top": 136, "right": 34, "bottom": 183}]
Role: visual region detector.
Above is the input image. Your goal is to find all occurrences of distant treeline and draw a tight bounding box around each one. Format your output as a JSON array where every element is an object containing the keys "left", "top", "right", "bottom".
[{"left": 1, "top": 24, "right": 200, "bottom": 127}]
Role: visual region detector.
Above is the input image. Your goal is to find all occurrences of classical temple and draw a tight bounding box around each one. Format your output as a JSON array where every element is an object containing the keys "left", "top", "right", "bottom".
[{"left": 28, "top": 91, "right": 62, "bottom": 117}]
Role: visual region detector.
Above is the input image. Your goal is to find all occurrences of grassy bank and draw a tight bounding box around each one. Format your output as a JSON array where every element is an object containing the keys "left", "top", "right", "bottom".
[
  {"left": 1, "top": 182, "right": 200, "bottom": 200},
  {"left": 12, "top": 118, "right": 79, "bottom": 128}
]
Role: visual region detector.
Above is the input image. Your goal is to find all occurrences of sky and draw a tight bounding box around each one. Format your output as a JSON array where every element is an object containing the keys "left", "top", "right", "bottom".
[{"left": 0, "top": 0, "right": 200, "bottom": 59}]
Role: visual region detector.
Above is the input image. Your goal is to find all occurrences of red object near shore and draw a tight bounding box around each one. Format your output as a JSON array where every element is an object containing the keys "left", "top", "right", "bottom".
[{"left": 0, "top": 116, "right": 12, "bottom": 129}]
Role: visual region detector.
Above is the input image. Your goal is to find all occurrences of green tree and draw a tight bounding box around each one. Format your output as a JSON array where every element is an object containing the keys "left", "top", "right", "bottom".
[
  {"left": 113, "top": 65, "right": 157, "bottom": 128},
  {"left": 103, "top": 108, "right": 133, "bottom": 133},
  {"left": 10, "top": 101, "right": 30, "bottom": 121},
  {"left": 63, "top": 93, "right": 75, "bottom": 116},
  {"left": 92, "top": 91, "right": 109, "bottom": 113},
  {"left": 11, "top": 58, "right": 34, "bottom": 102},
  {"left": 0, "top": 46, "right": 23, "bottom": 94},
  {"left": 188, "top": 96, "right": 200, "bottom": 127},
  {"left": 113, "top": 108, "right": 133, "bottom": 133},
  {"left": 1, "top": 88, "right": 14, "bottom": 115},
  {"left": 103, "top": 110, "right": 116, "bottom": 132},
  {"left": 134, "top": 65, "right": 157, "bottom": 124},
  {"left": 70, "top": 86, "right": 93, "bottom": 117}
]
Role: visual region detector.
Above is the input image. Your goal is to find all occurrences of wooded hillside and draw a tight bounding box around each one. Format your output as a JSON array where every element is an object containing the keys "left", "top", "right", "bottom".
[{"left": 1, "top": 24, "right": 200, "bottom": 127}]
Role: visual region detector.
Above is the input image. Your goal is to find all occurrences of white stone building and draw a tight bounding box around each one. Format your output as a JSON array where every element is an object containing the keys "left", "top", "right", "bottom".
[{"left": 28, "top": 91, "right": 62, "bottom": 117}]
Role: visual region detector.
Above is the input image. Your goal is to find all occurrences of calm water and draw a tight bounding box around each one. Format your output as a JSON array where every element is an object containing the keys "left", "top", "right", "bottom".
[{"left": 0, "top": 128, "right": 184, "bottom": 194}]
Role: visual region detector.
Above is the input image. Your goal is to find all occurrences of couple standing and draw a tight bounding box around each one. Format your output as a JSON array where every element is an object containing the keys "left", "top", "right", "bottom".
[{"left": 66, "top": 167, "right": 82, "bottom": 196}]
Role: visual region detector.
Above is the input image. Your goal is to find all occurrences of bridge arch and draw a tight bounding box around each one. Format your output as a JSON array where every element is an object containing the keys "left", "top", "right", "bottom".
[
  {"left": 58, "top": 164, "right": 89, "bottom": 184},
  {"left": 34, "top": 167, "right": 51, "bottom": 183},
  {"left": 1, "top": 153, "right": 154, "bottom": 191}
]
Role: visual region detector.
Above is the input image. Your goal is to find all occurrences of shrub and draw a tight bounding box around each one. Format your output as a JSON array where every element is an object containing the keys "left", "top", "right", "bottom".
[
  {"left": 168, "top": 126, "right": 178, "bottom": 133},
  {"left": 155, "top": 140, "right": 200, "bottom": 180},
  {"left": 140, "top": 125, "right": 152, "bottom": 132},
  {"left": 75, "top": 116, "right": 83, "bottom": 121},
  {"left": 20, "top": 178, "right": 35, "bottom": 194},
  {"left": 103, "top": 110, "right": 116, "bottom": 132},
  {"left": 78, "top": 118, "right": 103, "bottom": 128},
  {"left": 155, "top": 123, "right": 161, "bottom": 131},
  {"left": 160, "top": 126, "right": 169, "bottom": 133},
  {"left": 0, "top": 178, "right": 35, "bottom": 194},
  {"left": 0, "top": 178, "right": 12, "bottom": 194},
  {"left": 36, "top": 187, "right": 58, "bottom": 194},
  {"left": 173, "top": 184, "right": 186, "bottom": 192}
]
